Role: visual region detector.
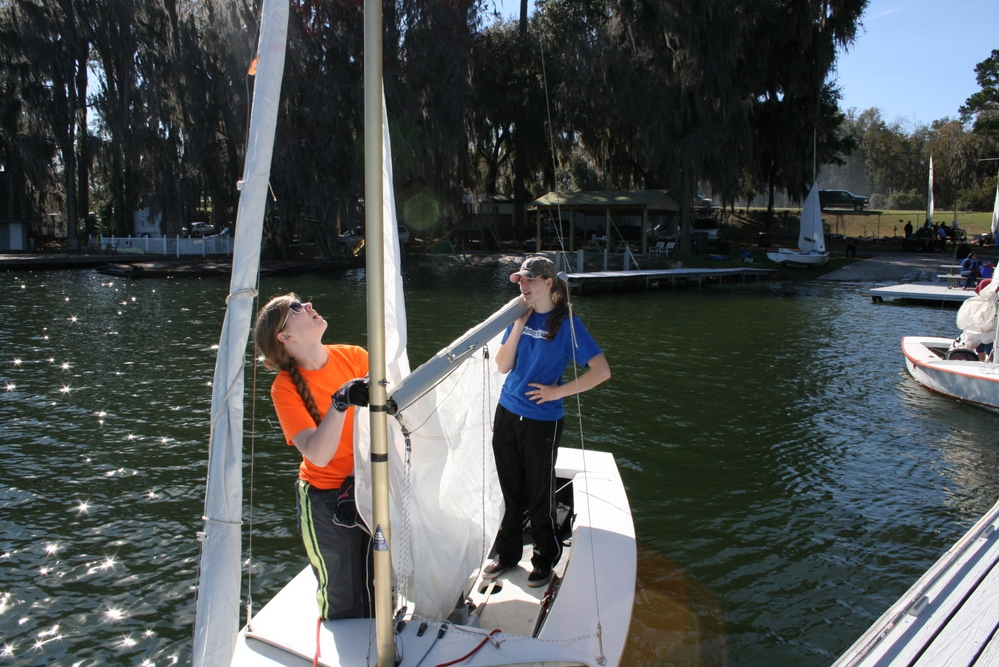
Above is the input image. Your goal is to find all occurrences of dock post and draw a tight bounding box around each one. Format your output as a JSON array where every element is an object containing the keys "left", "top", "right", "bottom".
[
  {"left": 603, "top": 248, "right": 608, "bottom": 271},
  {"left": 577, "top": 249, "right": 584, "bottom": 273}
]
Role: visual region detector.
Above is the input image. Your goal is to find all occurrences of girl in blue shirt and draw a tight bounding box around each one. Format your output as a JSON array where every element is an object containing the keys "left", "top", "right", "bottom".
[{"left": 481, "top": 256, "right": 611, "bottom": 588}]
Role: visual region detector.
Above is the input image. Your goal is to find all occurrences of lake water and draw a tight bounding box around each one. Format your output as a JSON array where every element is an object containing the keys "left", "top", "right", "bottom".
[{"left": 2, "top": 265, "right": 998, "bottom": 666}]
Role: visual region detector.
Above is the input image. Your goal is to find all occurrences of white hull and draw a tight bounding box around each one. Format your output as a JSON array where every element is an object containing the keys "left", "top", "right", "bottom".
[
  {"left": 901, "top": 336, "right": 999, "bottom": 412},
  {"left": 231, "top": 448, "right": 636, "bottom": 666},
  {"left": 833, "top": 497, "right": 999, "bottom": 667},
  {"left": 766, "top": 249, "right": 829, "bottom": 266}
]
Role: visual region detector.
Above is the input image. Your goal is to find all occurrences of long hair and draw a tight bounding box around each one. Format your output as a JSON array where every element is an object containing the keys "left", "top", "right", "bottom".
[
  {"left": 253, "top": 293, "right": 323, "bottom": 426},
  {"left": 544, "top": 275, "right": 570, "bottom": 341}
]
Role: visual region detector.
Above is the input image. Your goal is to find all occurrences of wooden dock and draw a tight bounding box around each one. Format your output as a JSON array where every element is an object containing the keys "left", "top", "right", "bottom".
[
  {"left": 870, "top": 283, "right": 977, "bottom": 304},
  {"left": 833, "top": 498, "right": 999, "bottom": 667},
  {"left": 565, "top": 267, "right": 776, "bottom": 293}
]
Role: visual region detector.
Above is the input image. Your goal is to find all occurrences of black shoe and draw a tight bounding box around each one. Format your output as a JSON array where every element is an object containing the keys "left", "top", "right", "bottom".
[
  {"left": 481, "top": 559, "right": 513, "bottom": 580},
  {"left": 527, "top": 567, "right": 552, "bottom": 588}
]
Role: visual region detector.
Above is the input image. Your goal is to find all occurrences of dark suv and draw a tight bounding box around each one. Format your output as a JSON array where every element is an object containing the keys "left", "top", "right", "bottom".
[{"left": 819, "top": 190, "right": 869, "bottom": 211}]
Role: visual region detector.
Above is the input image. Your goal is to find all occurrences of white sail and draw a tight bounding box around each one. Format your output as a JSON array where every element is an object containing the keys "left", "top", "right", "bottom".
[
  {"left": 353, "top": 94, "right": 505, "bottom": 620},
  {"left": 927, "top": 156, "right": 935, "bottom": 225},
  {"left": 799, "top": 182, "right": 824, "bottom": 253},
  {"left": 991, "top": 167, "right": 998, "bottom": 240},
  {"left": 192, "top": 1, "right": 289, "bottom": 665}
]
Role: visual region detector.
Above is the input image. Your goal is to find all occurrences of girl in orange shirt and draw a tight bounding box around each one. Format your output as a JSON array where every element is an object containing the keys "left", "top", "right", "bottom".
[{"left": 254, "top": 293, "right": 371, "bottom": 619}]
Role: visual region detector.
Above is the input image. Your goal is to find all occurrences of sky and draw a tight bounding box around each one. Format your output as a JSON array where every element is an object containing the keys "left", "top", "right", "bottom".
[{"left": 488, "top": 0, "right": 998, "bottom": 129}]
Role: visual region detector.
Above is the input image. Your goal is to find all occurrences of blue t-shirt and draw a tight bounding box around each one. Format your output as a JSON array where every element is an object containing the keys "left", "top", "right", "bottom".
[{"left": 498, "top": 310, "right": 603, "bottom": 421}]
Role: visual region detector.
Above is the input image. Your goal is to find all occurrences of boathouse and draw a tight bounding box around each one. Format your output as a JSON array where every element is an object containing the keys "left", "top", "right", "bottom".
[{"left": 529, "top": 190, "right": 680, "bottom": 256}]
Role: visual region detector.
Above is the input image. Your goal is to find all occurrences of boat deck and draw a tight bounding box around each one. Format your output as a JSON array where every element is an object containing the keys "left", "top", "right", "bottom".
[
  {"left": 834, "top": 498, "right": 999, "bottom": 667},
  {"left": 870, "top": 283, "right": 977, "bottom": 304},
  {"left": 566, "top": 267, "right": 776, "bottom": 292}
]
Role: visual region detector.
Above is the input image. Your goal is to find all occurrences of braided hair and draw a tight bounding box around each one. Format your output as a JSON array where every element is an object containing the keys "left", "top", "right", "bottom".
[
  {"left": 253, "top": 293, "right": 323, "bottom": 426},
  {"left": 544, "top": 275, "right": 570, "bottom": 341}
]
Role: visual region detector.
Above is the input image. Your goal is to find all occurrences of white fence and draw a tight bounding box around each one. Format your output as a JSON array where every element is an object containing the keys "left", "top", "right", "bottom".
[{"left": 98, "top": 235, "right": 233, "bottom": 257}]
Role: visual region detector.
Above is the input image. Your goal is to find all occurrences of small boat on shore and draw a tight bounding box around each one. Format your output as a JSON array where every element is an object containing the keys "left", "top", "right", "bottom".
[{"left": 766, "top": 181, "right": 829, "bottom": 266}]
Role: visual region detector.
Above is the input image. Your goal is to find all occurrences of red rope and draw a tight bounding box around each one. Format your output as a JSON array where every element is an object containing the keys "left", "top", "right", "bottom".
[
  {"left": 434, "top": 629, "right": 502, "bottom": 667},
  {"left": 313, "top": 616, "right": 322, "bottom": 667}
]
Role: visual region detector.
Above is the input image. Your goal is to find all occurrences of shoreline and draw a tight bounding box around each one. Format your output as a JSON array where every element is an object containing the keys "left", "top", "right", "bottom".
[{"left": 0, "top": 248, "right": 985, "bottom": 285}]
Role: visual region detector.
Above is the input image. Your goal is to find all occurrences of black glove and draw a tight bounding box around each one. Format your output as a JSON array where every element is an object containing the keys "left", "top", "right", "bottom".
[{"left": 332, "top": 377, "right": 369, "bottom": 412}]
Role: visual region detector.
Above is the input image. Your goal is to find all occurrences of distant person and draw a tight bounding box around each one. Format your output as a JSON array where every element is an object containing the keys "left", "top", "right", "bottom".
[
  {"left": 845, "top": 237, "right": 857, "bottom": 259},
  {"left": 961, "top": 252, "right": 981, "bottom": 290},
  {"left": 980, "top": 262, "right": 994, "bottom": 281},
  {"left": 938, "top": 222, "right": 949, "bottom": 242},
  {"left": 903, "top": 220, "right": 913, "bottom": 238}
]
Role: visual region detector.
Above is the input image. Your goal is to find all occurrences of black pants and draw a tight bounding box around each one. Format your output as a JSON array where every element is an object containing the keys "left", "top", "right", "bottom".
[
  {"left": 491, "top": 404, "right": 564, "bottom": 572},
  {"left": 296, "top": 479, "right": 373, "bottom": 620}
]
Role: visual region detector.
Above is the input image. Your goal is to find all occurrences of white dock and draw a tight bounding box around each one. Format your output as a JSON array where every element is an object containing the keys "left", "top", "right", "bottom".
[
  {"left": 834, "top": 498, "right": 999, "bottom": 667},
  {"left": 566, "top": 267, "right": 776, "bottom": 293},
  {"left": 870, "top": 283, "right": 977, "bottom": 304}
]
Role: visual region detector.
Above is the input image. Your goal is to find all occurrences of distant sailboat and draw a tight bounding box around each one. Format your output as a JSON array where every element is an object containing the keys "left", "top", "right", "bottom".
[
  {"left": 766, "top": 181, "right": 829, "bottom": 266},
  {"left": 991, "top": 167, "right": 998, "bottom": 242},
  {"left": 927, "top": 155, "right": 935, "bottom": 227}
]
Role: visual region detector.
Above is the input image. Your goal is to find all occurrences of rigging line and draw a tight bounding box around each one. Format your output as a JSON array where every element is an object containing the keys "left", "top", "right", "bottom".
[
  {"left": 481, "top": 347, "right": 492, "bottom": 569},
  {"left": 246, "top": 269, "right": 263, "bottom": 628},
  {"left": 539, "top": 31, "right": 606, "bottom": 665},
  {"left": 538, "top": 39, "right": 566, "bottom": 255}
]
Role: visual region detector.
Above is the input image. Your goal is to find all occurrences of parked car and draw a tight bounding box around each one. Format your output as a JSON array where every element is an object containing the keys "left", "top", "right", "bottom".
[
  {"left": 819, "top": 190, "right": 869, "bottom": 211},
  {"left": 338, "top": 224, "right": 410, "bottom": 249},
  {"left": 338, "top": 225, "right": 365, "bottom": 249},
  {"left": 694, "top": 195, "right": 714, "bottom": 209},
  {"left": 189, "top": 221, "right": 216, "bottom": 237},
  {"left": 691, "top": 217, "right": 720, "bottom": 242},
  {"left": 523, "top": 221, "right": 566, "bottom": 252}
]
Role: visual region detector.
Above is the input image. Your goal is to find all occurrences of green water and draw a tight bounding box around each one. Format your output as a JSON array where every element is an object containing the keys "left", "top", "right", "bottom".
[{"left": 2, "top": 266, "right": 998, "bottom": 666}]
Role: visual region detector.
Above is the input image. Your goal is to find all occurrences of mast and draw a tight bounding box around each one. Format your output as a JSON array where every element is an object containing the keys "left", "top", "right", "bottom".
[
  {"left": 927, "top": 156, "right": 935, "bottom": 225},
  {"left": 363, "top": 0, "right": 396, "bottom": 664},
  {"left": 991, "top": 167, "right": 998, "bottom": 241}
]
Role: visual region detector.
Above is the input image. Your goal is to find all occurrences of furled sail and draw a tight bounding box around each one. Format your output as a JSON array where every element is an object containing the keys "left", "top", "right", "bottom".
[
  {"left": 927, "top": 156, "right": 935, "bottom": 225},
  {"left": 799, "top": 182, "right": 824, "bottom": 253},
  {"left": 991, "top": 167, "right": 998, "bottom": 241},
  {"left": 193, "top": 1, "right": 289, "bottom": 665}
]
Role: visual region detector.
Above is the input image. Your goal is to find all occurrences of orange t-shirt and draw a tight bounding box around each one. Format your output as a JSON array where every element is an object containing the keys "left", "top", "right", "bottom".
[{"left": 270, "top": 344, "right": 368, "bottom": 490}]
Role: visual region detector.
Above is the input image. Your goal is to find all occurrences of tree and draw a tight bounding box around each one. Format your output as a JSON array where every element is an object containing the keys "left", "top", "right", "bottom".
[{"left": 961, "top": 49, "right": 999, "bottom": 137}]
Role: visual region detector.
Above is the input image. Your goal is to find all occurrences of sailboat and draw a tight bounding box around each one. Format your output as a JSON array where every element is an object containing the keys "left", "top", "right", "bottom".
[
  {"left": 991, "top": 166, "right": 998, "bottom": 244},
  {"left": 927, "top": 156, "right": 935, "bottom": 228},
  {"left": 192, "top": 1, "right": 636, "bottom": 666},
  {"left": 766, "top": 181, "right": 829, "bottom": 266}
]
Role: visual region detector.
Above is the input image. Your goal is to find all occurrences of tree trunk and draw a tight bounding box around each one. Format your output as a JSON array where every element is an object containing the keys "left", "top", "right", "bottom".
[
  {"left": 76, "top": 40, "right": 89, "bottom": 240},
  {"left": 765, "top": 168, "right": 776, "bottom": 234},
  {"left": 512, "top": 0, "right": 529, "bottom": 239}
]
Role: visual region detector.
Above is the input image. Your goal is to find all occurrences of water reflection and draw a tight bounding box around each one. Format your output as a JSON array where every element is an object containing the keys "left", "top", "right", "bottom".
[{"left": 1, "top": 269, "right": 997, "bottom": 666}]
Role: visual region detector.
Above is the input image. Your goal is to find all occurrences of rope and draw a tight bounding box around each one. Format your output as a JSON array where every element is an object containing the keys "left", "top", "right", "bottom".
[
  {"left": 540, "top": 32, "right": 607, "bottom": 666},
  {"left": 434, "top": 628, "right": 501, "bottom": 667},
  {"left": 313, "top": 616, "right": 322, "bottom": 667}
]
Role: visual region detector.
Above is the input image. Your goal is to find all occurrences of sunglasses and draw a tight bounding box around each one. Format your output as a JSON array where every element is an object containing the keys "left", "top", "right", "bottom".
[{"left": 279, "top": 301, "right": 305, "bottom": 331}]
